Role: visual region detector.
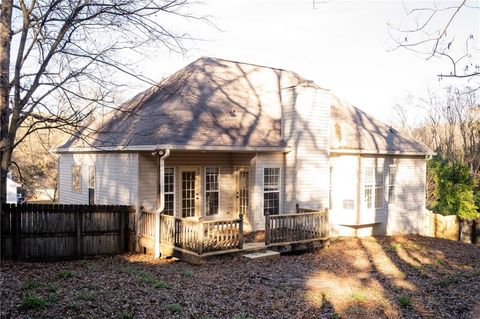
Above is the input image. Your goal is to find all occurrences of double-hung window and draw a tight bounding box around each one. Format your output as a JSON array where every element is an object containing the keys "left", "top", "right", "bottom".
[
  {"left": 71, "top": 164, "right": 82, "bottom": 193},
  {"left": 364, "top": 166, "right": 384, "bottom": 209},
  {"left": 263, "top": 167, "right": 280, "bottom": 215},
  {"left": 164, "top": 168, "right": 175, "bottom": 215},
  {"left": 205, "top": 167, "right": 219, "bottom": 216},
  {"left": 388, "top": 158, "right": 397, "bottom": 204},
  {"left": 375, "top": 167, "right": 384, "bottom": 208}
]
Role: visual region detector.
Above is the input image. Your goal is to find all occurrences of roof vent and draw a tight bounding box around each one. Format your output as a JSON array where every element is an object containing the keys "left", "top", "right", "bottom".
[{"left": 230, "top": 108, "right": 237, "bottom": 117}]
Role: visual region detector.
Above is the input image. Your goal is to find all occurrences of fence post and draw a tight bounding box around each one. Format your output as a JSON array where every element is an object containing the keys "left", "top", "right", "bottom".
[
  {"left": 75, "top": 205, "right": 84, "bottom": 258},
  {"left": 265, "top": 213, "right": 270, "bottom": 245},
  {"left": 12, "top": 204, "right": 21, "bottom": 260},
  {"left": 197, "top": 218, "right": 204, "bottom": 255},
  {"left": 239, "top": 214, "right": 244, "bottom": 250},
  {"left": 119, "top": 206, "right": 126, "bottom": 253}
]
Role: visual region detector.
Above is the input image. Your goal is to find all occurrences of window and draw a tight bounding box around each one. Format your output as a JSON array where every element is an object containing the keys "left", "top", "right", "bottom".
[
  {"left": 343, "top": 199, "right": 354, "bottom": 210},
  {"left": 71, "top": 164, "right": 81, "bottom": 193},
  {"left": 237, "top": 168, "right": 249, "bottom": 216},
  {"left": 164, "top": 168, "right": 175, "bottom": 215},
  {"left": 263, "top": 167, "right": 280, "bottom": 215},
  {"left": 388, "top": 158, "right": 397, "bottom": 204},
  {"left": 88, "top": 165, "right": 95, "bottom": 204},
  {"left": 364, "top": 166, "right": 384, "bottom": 209},
  {"left": 205, "top": 167, "right": 219, "bottom": 216},
  {"left": 375, "top": 167, "right": 384, "bottom": 208}
]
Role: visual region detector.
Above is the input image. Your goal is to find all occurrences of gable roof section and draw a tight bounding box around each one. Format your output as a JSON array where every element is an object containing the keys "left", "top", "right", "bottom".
[
  {"left": 58, "top": 57, "right": 313, "bottom": 151},
  {"left": 330, "top": 96, "right": 433, "bottom": 155},
  {"left": 56, "top": 56, "right": 432, "bottom": 156}
]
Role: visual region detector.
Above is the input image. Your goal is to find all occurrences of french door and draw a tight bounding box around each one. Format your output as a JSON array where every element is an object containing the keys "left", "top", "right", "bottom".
[
  {"left": 180, "top": 167, "right": 200, "bottom": 218},
  {"left": 235, "top": 167, "right": 249, "bottom": 216}
]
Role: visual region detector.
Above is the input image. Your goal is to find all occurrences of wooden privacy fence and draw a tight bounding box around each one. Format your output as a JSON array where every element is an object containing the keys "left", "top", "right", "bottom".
[
  {"left": 423, "top": 210, "right": 480, "bottom": 245},
  {"left": 160, "top": 214, "right": 243, "bottom": 255},
  {"left": 1, "top": 204, "right": 135, "bottom": 261},
  {"left": 265, "top": 209, "right": 328, "bottom": 245}
]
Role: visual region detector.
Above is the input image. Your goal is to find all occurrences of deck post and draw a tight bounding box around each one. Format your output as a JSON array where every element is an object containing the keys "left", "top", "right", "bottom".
[
  {"left": 197, "top": 217, "right": 204, "bottom": 255},
  {"left": 239, "top": 214, "right": 244, "bottom": 249},
  {"left": 324, "top": 208, "right": 329, "bottom": 237},
  {"left": 265, "top": 213, "right": 270, "bottom": 245}
]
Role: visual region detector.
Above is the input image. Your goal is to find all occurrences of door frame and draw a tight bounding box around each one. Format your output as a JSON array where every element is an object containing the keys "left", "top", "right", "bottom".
[
  {"left": 178, "top": 166, "right": 201, "bottom": 218},
  {"left": 234, "top": 166, "right": 250, "bottom": 217}
]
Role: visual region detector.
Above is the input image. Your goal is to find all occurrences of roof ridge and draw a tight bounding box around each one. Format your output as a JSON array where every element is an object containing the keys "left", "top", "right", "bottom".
[{"left": 197, "top": 56, "right": 300, "bottom": 74}]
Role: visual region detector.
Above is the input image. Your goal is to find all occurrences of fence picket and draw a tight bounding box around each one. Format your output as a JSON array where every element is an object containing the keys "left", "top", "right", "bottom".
[{"left": 1, "top": 204, "right": 134, "bottom": 261}]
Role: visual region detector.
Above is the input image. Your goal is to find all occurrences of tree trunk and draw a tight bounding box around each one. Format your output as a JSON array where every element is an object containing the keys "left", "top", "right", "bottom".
[{"left": 0, "top": 0, "right": 13, "bottom": 203}]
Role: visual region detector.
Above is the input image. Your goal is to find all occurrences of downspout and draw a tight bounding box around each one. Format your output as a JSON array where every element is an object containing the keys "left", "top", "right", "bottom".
[{"left": 153, "top": 148, "right": 170, "bottom": 258}]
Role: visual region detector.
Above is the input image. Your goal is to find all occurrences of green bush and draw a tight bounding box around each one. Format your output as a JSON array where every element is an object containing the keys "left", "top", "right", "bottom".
[{"left": 427, "top": 158, "right": 479, "bottom": 219}]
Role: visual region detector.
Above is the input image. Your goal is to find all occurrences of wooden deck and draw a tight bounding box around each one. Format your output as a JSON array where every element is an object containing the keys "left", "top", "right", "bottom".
[
  {"left": 139, "top": 208, "right": 330, "bottom": 264},
  {"left": 159, "top": 237, "right": 330, "bottom": 264}
]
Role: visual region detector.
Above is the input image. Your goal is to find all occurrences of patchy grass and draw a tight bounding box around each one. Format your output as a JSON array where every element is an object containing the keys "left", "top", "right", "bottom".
[
  {"left": 153, "top": 280, "right": 170, "bottom": 289},
  {"left": 78, "top": 291, "right": 94, "bottom": 301},
  {"left": 21, "top": 293, "right": 48, "bottom": 310},
  {"left": 46, "top": 283, "right": 59, "bottom": 293},
  {"left": 57, "top": 270, "right": 73, "bottom": 279},
  {"left": 397, "top": 295, "right": 412, "bottom": 309},
  {"left": 22, "top": 279, "right": 42, "bottom": 290},
  {"left": 121, "top": 311, "right": 134, "bottom": 319},
  {"left": 181, "top": 269, "right": 194, "bottom": 278},
  {"left": 351, "top": 292, "right": 368, "bottom": 302},
  {"left": 2, "top": 235, "right": 479, "bottom": 319},
  {"left": 167, "top": 303, "right": 182, "bottom": 313}
]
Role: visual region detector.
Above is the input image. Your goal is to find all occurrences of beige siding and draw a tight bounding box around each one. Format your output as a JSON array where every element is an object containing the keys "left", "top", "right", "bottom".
[
  {"left": 329, "top": 154, "right": 427, "bottom": 236},
  {"left": 138, "top": 153, "right": 157, "bottom": 212},
  {"left": 386, "top": 156, "right": 426, "bottom": 235},
  {"left": 282, "top": 86, "right": 331, "bottom": 213},
  {"left": 58, "top": 153, "right": 138, "bottom": 205},
  {"left": 137, "top": 151, "right": 257, "bottom": 224},
  {"left": 58, "top": 154, "right": 89, "bottom": 204},
  {"left": 250, "top": 152, "right": 285, "bottom": 231}
]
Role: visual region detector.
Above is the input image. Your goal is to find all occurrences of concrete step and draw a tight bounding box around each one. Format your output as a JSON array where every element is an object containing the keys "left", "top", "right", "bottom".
[{"left": 243, "top": 250, "right": 280, "bottom": 260}]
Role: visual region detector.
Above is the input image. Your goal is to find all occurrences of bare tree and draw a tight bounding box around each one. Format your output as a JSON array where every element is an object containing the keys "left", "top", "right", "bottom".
[
  {"left": 392, "top": 86, "right": 480, "bottom": 175},
  {"left": 389, "top": 0, "right": 480, "bottom": 81},
  {"left": 0, "top": 0, "right": 206, "bottom": 202}
]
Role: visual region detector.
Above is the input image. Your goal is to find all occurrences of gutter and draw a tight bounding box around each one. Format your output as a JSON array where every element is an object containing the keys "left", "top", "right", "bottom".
[
  {"left": 51, "top": 144, "right": 291, "bottom": 153},
  {"left": 153, "top": 149, "right": 170, "bottom": 258},
  {"left": 330, "top": 148, "right": 436, "bottom": 156}
]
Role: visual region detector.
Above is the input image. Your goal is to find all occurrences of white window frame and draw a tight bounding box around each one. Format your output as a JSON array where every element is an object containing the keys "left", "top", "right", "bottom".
[
  {"left": 388, "top": 159, "right": 397, "bottom": 205},
  {"left": 164, "top": 167, "right": 176, "bottom": 216},
  {"left": 204, "top": 166, "right": 220, "bottom": 216},
  {"left": 71, "top": 164, "right": 82, "bottom": 193},
  {"left": 262, "top": 167, "right": 282, "bottom": 215},
  {"left": 235, "top": 166, "right": 250, "bottom": 217},
  {"left": 364, "top": 165, "right": 384, "bottom": 209}
]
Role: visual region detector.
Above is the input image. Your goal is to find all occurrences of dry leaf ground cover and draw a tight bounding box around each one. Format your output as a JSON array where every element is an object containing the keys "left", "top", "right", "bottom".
[{"left": 1, "top": 235, "right": 479, "bottom": 319}]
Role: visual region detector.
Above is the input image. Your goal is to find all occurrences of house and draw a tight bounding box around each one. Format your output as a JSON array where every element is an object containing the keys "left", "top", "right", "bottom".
[
  {"left": 53, "top": 57, "right": 433, "bottom": 243},
  {"left": 6, "top": 172, "right": 21, "bottom": 204}
]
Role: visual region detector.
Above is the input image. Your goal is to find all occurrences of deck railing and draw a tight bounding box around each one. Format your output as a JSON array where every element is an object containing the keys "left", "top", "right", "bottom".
[
  {"left": 265, "top": 209, "right": 328, "bottom": 245},
  {"left": 139, "top": 211, "right": 156, "bottom": 239},
  {"left": 160, "top": 214, "right": 243, "bottom": 255}
]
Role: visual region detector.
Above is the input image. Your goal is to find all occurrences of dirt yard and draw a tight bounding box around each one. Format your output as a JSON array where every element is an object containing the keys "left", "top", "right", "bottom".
[{"left": 1, "top": 235, "right": 479, "bottom": 319}]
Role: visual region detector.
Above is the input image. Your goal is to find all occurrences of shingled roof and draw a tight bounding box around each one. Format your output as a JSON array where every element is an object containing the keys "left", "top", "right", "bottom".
[
  {"left": 330, "top": 96, "right": 433, "bottom": 155},
  {"left": 59, "top": 56, "right": 311, "bottom": 151},
  {"left": 57, "top": 56, "right": 432, "bottom": 155}
]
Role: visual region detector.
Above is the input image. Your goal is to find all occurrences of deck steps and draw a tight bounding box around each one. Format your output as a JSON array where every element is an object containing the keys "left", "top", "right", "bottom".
[{"left": 243, "top": 250, "right": 280, "bottom": 260}]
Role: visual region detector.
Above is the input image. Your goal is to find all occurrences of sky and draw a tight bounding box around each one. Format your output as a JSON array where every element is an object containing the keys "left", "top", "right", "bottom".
[{"left": 124, "top": 0, "right": 480, "bottom": 124}]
